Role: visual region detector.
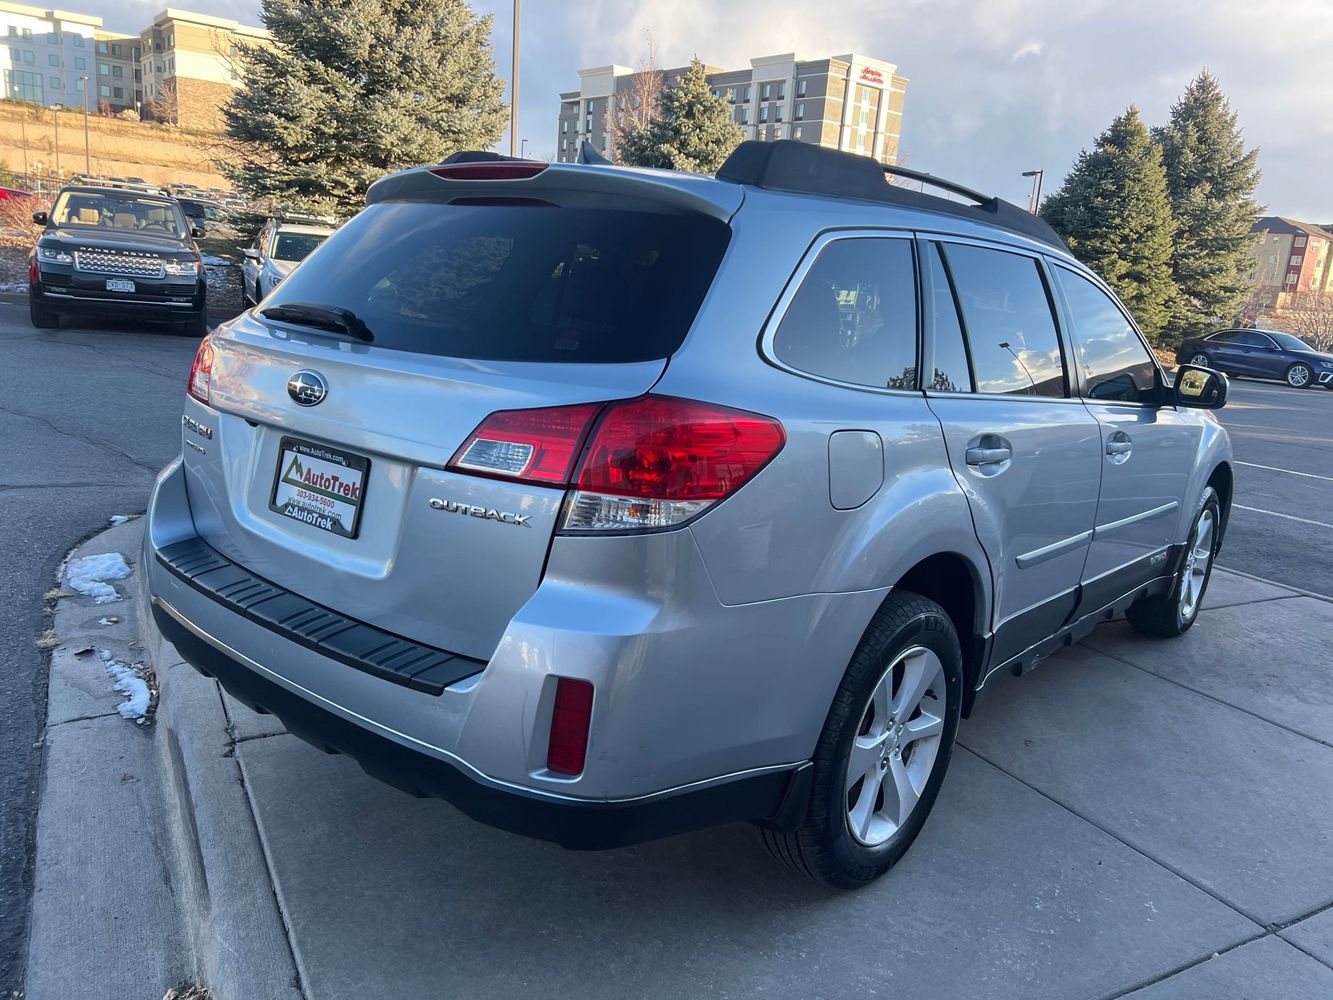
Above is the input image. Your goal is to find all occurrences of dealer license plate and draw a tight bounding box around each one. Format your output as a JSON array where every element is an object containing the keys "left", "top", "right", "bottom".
[
  {"left": 106, "top": 278, "right": 135, "bottom": 293},
  {"left": 268, "top": 437, "right": 369, "bottom": 539}
]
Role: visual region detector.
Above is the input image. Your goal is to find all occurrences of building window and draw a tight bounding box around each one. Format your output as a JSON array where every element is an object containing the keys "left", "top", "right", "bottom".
[
  {"left": 562, "top": 119, "right": 568, "bottom": 133},
  {"left": 155, "top": 63, "right": 162, "bottom": 73},
  {"left": 111, "top": 43, "right": 121, "bottom": 56},
  {"left": 776, "top": 84, "right": 785, "bottom": 100},
  {"left": 99, "top": 84, "right": 110, "bottom": 97},
  {"left": 47, "top": 32, "right": 58, "bottom": 44},
  {"left": 112, "top": 65, "right": 123, "bottom": 78},
  {"left": 8, "top": 47, "right": 17, "bottom": 61},
  {"left": 561, "top": 138, "right": 567, "bottom": 152},
  {"left": 1295, "top": 236, "right": 1307, "bottom": 248},
  {"left": 774, "top": 127, "right": 784, "bottom": 139},
  {"left": 97, "top": 40, "right": 107, "bottom": 52},
  {"left": 761, "top": 82, "right": 771, "bottom": 100},
  {"left": 774, "top": 107, "right": 783, "bottom": 122},
  {"left": 793, "top": 126, "right": 803, "bottom": 140},
  {"left": 584, "top": 115, "right": 591, "bottom": 132},
  {"left": 113, "top": 86, "right": 123, "bottom": 98},
  {"left": 795, "top": 102, "right": 804, "bottom": 120},
  {"left": 759, "top": 105, "right": 768, "bottom": 123},
  {"left": 74, "top": 56, "right": 84, "bottom": 70},
  {"left": 6, "top": 69, "right": 43, "bottom": 102},
  {"left": 48, "top": 54, "right": 58, "bottom": 66},
  {"left": 133, "top": 47, "right": 140, "bottom": 59},
  {"left": 585, "top": 99, "right": 593, "bottom": 114},
  {"left": 22, "top": 51, "right": 32, "bottom": 64},
  {"left": 21, "top": 28, "right": 31, "bottom": 39},
  {"left": 48, "top": 76, "right": 59, "bottom": 89},
  {"left": 797, "top": 79, "right": 807, "bottom": 97},
  {"left": 743, "top": 85, "right": 751, "bottom": 102},
  {"left": 1290, "top": 255, "right": 1303, "bottom": 266},
  {"left": 72, "top": 34, "right": 83, "bottom": 47},
  {"left": 5, "top": 27, "right": 14, "bottom": 37},
  {"left": 98, "top": 61, "right": 109, "bottom": 75},
  {"left": 1285, "top": 273, "right": 1298, "bottom": 285},
  {"left": 166, "top": 33, "right": 173, "bottom": 47}
]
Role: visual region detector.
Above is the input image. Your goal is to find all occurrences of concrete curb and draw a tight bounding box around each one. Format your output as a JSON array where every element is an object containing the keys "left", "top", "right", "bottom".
[{"left": 130, "top": 523, "right": 304, "bottom": 1000}]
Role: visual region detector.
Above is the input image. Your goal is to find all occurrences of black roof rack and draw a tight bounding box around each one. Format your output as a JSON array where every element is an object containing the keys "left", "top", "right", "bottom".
[{"left": 716, "top": 140, "right": 1068, "bottom": 252}]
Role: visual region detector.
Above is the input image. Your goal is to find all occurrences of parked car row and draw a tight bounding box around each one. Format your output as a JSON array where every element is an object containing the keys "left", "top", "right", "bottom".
[{"left": 1176, "top": 328, "right": 1333, "bottom": 388}]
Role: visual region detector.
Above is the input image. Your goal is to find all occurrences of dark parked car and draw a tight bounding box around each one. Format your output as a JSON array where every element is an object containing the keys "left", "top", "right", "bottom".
[
  {"left": 29, "top": 185, "right": 207, "bottom": 334},
  {"left": 1177, "top": 328, "right": 1333, "bottom": 389}
]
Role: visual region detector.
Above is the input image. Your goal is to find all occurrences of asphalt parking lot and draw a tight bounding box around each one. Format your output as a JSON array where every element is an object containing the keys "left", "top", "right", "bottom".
[{"left": 4, "top": 310, "right": 1333, "bottom": 998}]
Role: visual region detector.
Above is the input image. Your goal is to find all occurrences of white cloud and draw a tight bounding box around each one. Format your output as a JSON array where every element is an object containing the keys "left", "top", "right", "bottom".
[{"left": 1009, "top": 40, "right": 1043, "bottom": 62}]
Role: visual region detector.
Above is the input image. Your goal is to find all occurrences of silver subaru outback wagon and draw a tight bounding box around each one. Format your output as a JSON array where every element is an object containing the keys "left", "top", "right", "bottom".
[{"left": 145, "top": 140, "right": 1233, "bottom": 888}]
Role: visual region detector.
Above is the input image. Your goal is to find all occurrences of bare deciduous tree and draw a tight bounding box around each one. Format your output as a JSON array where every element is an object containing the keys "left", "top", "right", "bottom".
[
  {"left": 606, "top": 32, "right": 664, "bottom": 163},
  {"left": 143, "top": 79, "right": 178, "bottom": 125},
  {"left": 1266, "top": 291, "right": 1333, "bottom": 351}
]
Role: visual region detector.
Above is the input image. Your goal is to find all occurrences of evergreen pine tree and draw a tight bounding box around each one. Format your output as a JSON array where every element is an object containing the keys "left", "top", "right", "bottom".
[
  {"left": 222, "top": 0, "right": 508, "bottom": 216},
  {"left": 1042, "top": 106, "right": 1178, "bottom": 342},
  {"left": 617, "top": 57, "right": 744, "bottom": 173},
  {"left": 1153, "top": 71, "right": 1262, "bottom": 342}
]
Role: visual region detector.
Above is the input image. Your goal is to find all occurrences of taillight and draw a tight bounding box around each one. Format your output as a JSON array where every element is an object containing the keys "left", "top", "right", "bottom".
[
  {"left": 567, "top": 396, "right": 785, "bottom": 531},
  {"left": 448, "top": 396, "right": 785, "bottom": 532},
  {"left": 546, "top": 677, "right": 594, "bottom": 776},
  {"left": 448, "top": 403, "right": 602, "bottom": 484},
  {"left": 187, "top": 336, "right": 214, "bottom": 404}
]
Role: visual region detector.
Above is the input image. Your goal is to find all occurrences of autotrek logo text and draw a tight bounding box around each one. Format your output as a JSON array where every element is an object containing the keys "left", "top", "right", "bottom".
[
  {"left": 283, "top": 455, "right": 361, "bottom": 502},
  {"left": 281, "top": 502, "right": 341, "bottom": 533}
]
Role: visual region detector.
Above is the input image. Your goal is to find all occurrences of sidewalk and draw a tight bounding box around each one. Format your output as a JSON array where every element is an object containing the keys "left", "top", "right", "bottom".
[{"left": 25, "top": 520, "right": 1333, "bottom": 999}]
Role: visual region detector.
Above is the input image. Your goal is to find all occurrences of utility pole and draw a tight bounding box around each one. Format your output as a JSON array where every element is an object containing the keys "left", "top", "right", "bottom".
[
  {"left": 19, "top": 110, "right": 28, "bottom": 180},
  {"left": 80, "top": 77, "right": 90, "bottom": 173},
  {"left": 52, "top": 106, "right": 60, "bottom": 176},
  {"left": 1022, "top": 169, "right": 1044, "bottom": 215},
  {"left": 509, "top": 0, "right": 520, "bottom": 157}
]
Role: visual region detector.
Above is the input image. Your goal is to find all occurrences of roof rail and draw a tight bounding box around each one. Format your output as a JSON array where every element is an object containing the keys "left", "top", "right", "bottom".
[{"left": 715, "top": 140, "right": 1068, "bottom": 252}]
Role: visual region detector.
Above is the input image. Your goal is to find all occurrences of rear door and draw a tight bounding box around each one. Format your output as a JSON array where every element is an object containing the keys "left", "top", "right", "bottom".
[
  {"left": 185, "top": 190, "right": 733, "bottom": 661},
  {"left": 1049, "top": 264, "right": 1196, "bottom": 610},
  {"left": 920, "top": 239, "right": 1102, "bottom": 667}
]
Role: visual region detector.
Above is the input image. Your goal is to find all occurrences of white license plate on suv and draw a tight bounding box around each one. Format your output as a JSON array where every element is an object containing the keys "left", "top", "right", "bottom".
[
  {"left": 106, "top": 278, "right": 135, "bottom": 293},
  {"left": 268, "top": 437, "right": 369, "bottom": 539}
]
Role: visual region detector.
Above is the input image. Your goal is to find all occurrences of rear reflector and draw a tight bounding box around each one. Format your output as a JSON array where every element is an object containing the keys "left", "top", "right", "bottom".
[
  {"left": 429, "top": 162, "right": 549, "bottom": 181},
  {"left": 187, "top": 336, "right": 214, "bottom": 404},
  {"left": 448, "top": 395, "right": 785, "bottom": 532},
  {"left": 547, "top": 677, "right": 594, "bottom": 776},
  {"left": 448, "top": 403, "right": 602, "bottom": 484}
]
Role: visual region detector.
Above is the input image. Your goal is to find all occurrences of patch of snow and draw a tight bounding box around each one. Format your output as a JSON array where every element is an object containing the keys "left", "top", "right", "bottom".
[
  {"left": 108, "top": 514, "right": 136, "bottom": 525},
  {"left": 66, "top": 552, "right": 131, "bottom": 604},
  {"left": 201, "top": 254, "right": 232, "bottom": 266},
  {"left": 97, "top": 617, "right": 118, "bottom": 626},
  {"left": 99, "top": 650, "right": 151, "bottom": 722}
]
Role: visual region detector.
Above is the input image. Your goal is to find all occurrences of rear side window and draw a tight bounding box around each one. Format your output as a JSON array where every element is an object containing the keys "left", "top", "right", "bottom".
[
  {"left": 772, "top": 237, "right": 918, "bottom": 389},
  {"left": 260, "top": 202, "right": 730, "bottom": 363},
  {"left": 1054, "top": 266, "right": 1158, "bottom": 403},
  {"left": 924, "top": 244, "right": 972, "bottom": 392},
  {"left": 942, "top": 243, "right": 1067, "bottom": 398}
]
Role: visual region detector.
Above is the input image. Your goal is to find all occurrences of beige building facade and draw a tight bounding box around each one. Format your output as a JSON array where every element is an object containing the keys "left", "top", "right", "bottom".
[
  {"left": 1245, "top": 217, "right": 1333, "bottom": 313},
  {"left": 557, "top": 52, "right": 907, "bottom": 166},
  {"left": 139, "top": 8, "right": 269, "bottom": 131}
]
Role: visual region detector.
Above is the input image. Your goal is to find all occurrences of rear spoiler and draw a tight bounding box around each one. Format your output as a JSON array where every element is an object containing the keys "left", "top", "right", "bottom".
[{"left": 365, "top": 148, "right": 742, "bottom": 222}]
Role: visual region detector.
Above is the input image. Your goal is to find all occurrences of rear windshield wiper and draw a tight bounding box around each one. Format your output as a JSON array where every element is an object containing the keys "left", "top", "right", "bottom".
[{"left": 259, "top": 302, "right": 374, "bottom": 342}]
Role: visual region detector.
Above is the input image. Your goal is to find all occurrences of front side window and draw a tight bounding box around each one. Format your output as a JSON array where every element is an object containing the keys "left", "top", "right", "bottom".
[
  {"left": 1054, "top": 267, "right": 1157, "bottom": 403},
  {"left": 772, "top": 237, "right": 918, "bottom": 389},
  {"left": 943, "top": 243, "right": 1066, "bottom": 397},
  {"left": 51, "top": 191, "right": 184, "bottom": 235}
]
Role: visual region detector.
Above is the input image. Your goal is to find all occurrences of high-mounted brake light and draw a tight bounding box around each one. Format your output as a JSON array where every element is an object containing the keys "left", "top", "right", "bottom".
[
  {"left": 429, "top": 162, "right": 549, "bottom": 181},
  {"left": 447, "top": 396, "right": 785, "bottom": 532},
  {"left": 187, "top": 336, "right": 214, "bottom": 404},
  {"left": 546, "top": 677, "right": 594, "bottom": 776}
]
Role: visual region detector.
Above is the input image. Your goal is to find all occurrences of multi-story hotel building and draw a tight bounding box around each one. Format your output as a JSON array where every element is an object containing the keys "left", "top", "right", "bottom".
[
  {"left": 0, "top": 2, "right": 116, "bottom": 111},
  {"left": 557, "top": 53, "right": 907, "bottom": 166},
  {"left": 139, "top": 8, "right": 270, "bottom": 130}
]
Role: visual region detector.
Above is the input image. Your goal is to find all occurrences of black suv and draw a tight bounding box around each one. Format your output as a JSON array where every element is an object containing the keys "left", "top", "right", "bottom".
[{"left": 29, "top": 185, "right": 207, "bottom": 334}]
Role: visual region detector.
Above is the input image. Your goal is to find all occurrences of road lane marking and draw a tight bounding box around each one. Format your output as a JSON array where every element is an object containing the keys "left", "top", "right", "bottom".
[
  {"left": 1235, "top": 461, "right": 1333, "bottom": 483},
  {"left": 1233, "top": 504, "right": 1333, "bottom": 530}
]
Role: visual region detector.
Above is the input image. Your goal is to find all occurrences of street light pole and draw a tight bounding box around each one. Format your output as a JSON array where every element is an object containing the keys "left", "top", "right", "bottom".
[
  {"left": 520, "top": 138, "right": 528, "bottom": 159},
  {"left": 52, "top": 106, "right": 60, "bottom": 176},
  {"left": 1022, "top": 169, "right": 1044, "bottom": 215},
  {"left": 509, "top": 0, "right": 520, "bottom": 157},
  {"left": 79, "top": 76, "right": 90, "bottom": 173}
]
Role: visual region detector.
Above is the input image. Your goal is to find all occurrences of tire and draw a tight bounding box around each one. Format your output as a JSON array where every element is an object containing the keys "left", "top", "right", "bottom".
[
  {"left": 1188, "top": 352, "right": 1211, "bottom": 368},
  {"left": 1125, "top": 486, "right": 1221, "bottom": 638},
  {"left": 255, "top": 278, "right": 264, "bottom": 305},
  {"left": 29, "top": 293, "right": 58, "bottom": 329},
  {"left": 178, "top": 308, "right": 208, "bottom": 338},
  {"left": 1286, "top": 363, "right": 1314, "bottom": 389},
  {"left": 761, "top": 591, "right": 963, "bottom": 889}
]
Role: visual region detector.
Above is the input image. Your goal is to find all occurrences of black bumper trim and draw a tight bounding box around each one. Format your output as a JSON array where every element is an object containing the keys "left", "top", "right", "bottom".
[
  {"left": 152, "top": 600, "right": 806, "bottom": 850},
  {"left": 156, "top": 536, "right": 485, "bottom": 695}
]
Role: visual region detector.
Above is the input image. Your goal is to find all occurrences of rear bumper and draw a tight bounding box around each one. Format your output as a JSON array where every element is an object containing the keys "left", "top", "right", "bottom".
[{"left": 151, "top": 595, "right": 808, "bottom": 849}]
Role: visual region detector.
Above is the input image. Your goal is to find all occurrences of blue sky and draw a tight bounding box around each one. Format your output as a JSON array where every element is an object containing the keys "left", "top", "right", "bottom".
[{"left": 100, "top": 0, "right": 1332, "bottom": 220}]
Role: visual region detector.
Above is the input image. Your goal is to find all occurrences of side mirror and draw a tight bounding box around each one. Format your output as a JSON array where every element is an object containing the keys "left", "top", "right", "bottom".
[
  {"left": 1174, "top": 364, "right": 1228, "bottom": 409},
  {"left": 190, "top": 225, "right": 206, "bottom": 238},
  {"left": 243, "top": 248, "right": 260, "bottom": 260},
  {"left": 31, "top": 211, "right": 47, "bottom": 226}
]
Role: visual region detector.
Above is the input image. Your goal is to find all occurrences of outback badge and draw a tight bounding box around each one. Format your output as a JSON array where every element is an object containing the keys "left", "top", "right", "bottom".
[{"left": 429, "top": 497, "right": 531, "bottom": 526}]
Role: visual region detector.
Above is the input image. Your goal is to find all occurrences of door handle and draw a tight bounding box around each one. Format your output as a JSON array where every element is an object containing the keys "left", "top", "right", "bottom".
[
  {"left": 1105, "top": 432, "right": 1132, "bottom": 464},
  {"left": 965, "top": 446, "right": 1012, "bottom": 466}
]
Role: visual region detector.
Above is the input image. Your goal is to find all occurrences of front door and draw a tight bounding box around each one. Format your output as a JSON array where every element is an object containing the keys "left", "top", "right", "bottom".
[
  {"left": 1049, "top": 264, "right": 1200, "bottom": 610},
  {"left": 920, "top": 239, "right": 1103, "bottom": 668}
]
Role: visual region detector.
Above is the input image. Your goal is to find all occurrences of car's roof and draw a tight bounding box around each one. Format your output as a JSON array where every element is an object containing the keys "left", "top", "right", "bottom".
[
  {"left": 273, "top": 223, "right": 335, "bottom": 235},
  {"left": 57, "top": 184, "right": 175, "bottom": 204}
]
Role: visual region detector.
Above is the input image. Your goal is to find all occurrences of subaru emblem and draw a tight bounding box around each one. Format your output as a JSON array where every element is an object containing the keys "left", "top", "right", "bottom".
[{"left": 287, "top": 370, "right": 327, "bottom": 407}]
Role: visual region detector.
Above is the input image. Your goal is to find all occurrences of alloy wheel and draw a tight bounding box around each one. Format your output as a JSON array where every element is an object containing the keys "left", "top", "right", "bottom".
[
  {"left": 1189, "top": 353, "right": 1210, "bottom": 367},
  {"left": 1179, "top": 506, "right": 1216, "bottom": 622},
  {"left": 845, "top": 646, "right": 947, "bottom": 847},
  {"left": 1288, "top": 365, "right": 1311, "bottom": 388}
]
